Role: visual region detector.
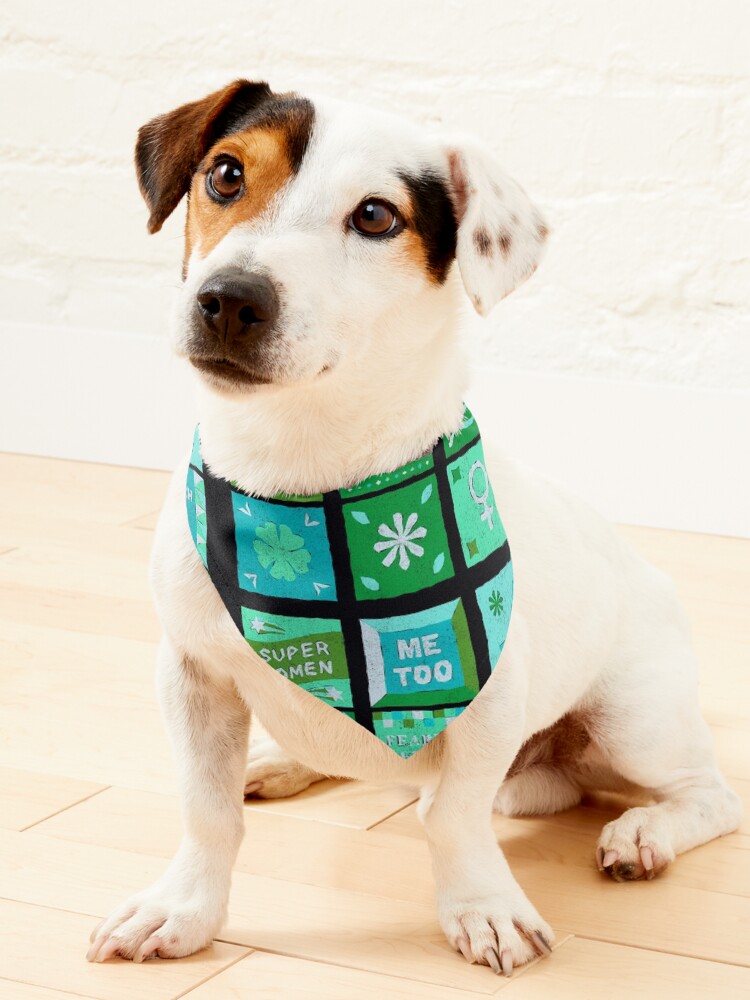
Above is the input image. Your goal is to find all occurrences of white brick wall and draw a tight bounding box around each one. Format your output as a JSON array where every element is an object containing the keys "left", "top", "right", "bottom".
[
  {"left": 1, "top": 0, "right": 749, "bottom": 531},
  {"left": 3, "top": 0, "right": 749, "bottom": 387}
]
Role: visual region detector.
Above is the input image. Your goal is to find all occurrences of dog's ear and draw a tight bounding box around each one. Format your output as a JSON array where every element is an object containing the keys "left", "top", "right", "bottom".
[
  {"left": 135, "top": 79, "right": 272, "bottom": 234},
  {"left": 444, "top": 135, "right": 549, "bottom": 316}
]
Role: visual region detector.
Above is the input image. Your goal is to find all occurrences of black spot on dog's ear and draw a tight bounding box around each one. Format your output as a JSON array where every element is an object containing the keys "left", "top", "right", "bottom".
[
  {"left": 498, "top": 230, "right": 513, "bottom": 257},
  {"left": 399, "top": 168, "right": 458, "bottom": 283},
  {"left": 473, "top": 228, "right": 493, "bottom": 256}
]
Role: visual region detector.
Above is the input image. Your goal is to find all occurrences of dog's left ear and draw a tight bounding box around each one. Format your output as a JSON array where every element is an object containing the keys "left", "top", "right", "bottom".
[
  {"left": 444, "top": 135, "right": 549, "bottom": 316},
  {"left": 135, "top": 79, "right": 272, "bottom": 234}
]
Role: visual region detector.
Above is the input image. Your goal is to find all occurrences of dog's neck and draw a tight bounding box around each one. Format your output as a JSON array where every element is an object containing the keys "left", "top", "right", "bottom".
[{"left": 195, "top": 310, "right": 469, "bottom": 498}]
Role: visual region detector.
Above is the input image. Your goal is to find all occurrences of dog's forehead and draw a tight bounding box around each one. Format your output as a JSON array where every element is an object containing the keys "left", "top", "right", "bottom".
[
  {"left": 308, "top": 94, "right": 440, "bottom": 170},
  {"left": 275, "top": 94, "right": 448, "bottom": 218}
]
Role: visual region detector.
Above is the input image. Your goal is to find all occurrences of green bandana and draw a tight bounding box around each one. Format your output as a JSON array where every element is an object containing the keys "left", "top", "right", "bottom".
[{"left": 186, "top": 406, "right": 512, "bottom": 758}]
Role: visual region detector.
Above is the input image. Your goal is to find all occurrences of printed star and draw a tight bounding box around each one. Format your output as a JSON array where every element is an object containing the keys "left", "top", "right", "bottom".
[
  {"left": 324, "top": 686, "right": 343, "bottom": 702},
  {"left": 466, "top": 538, "right": 479, "bottom": 558},
  {"left": 249, "top": 617, "right": 266, "bottom": 633}
]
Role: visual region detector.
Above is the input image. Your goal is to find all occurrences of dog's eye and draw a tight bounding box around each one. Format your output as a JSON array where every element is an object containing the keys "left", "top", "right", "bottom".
[
  {"left": 349, "top": 199, "right": 400, "bottom": 237},
  {"left": 207, "top": 158, "right": 244, "bottom": 201}
]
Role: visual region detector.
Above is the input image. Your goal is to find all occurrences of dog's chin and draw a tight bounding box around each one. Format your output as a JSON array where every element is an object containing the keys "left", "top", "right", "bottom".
[
  {"left": 188, "top": 356, "right": 336, "bottom": 395},
  {"left": 188, "top": 357, "right": 275, "bottom": 394}
]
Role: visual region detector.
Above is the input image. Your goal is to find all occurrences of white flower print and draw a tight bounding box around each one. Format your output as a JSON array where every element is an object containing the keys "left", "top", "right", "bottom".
[{"left": 374, "top": 512, "right": 427, "bottom": 570}]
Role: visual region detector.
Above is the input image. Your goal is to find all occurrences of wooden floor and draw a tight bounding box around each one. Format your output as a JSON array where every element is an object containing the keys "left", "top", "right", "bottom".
[{"left": 0, "top": 451, "right": 748, "bottom": 1000}]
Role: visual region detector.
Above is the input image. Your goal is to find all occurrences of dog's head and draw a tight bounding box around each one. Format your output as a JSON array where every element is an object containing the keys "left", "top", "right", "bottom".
[{"left": 136, "top": 80, "right": 548, "bottom": 394}]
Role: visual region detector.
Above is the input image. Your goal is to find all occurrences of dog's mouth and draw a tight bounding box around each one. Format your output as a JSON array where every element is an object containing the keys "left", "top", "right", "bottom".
[{"left": 188, "top": 356, "right": 273, "bottom": 386}]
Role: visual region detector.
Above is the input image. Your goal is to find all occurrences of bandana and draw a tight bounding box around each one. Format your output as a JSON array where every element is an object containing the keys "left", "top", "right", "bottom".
[{"left": 186, "top": 406, "right": 512, "bottom": 759}]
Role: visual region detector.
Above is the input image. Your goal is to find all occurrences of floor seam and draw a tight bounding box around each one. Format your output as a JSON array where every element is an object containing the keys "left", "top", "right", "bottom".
[
  {"left": 572, "top": 932, "right": 750, "bottom": 969},
  {"left": 19, "top": 785, "right": 113, "bottom": 833},
  {"left": 171, "top": 945, "right": 255, "bottom": 999}
]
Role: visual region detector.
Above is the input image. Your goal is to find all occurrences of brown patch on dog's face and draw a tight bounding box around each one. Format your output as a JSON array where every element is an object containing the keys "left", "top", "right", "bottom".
[{"left": 186, "top": 128, "right": 294, "bottom": 261}]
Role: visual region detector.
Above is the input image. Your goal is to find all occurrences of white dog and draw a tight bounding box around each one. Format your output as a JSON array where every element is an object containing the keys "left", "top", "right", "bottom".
[{"left": 87, "top": 80, "right": 742, "bottom": 975}]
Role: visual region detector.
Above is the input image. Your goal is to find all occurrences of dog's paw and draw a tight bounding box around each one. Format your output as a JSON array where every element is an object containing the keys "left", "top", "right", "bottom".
[
  {"left": 440, "top": 892, "right": 555, "bottom": 975},
  {"left": 245, "top": 737, "right": 325, "bottom": 799},
  {"left": 596, "top": 806, "right": 676, "bottom": 881},
  {"left": 86, "top": 884, "right": 223, "bottom": 962}
]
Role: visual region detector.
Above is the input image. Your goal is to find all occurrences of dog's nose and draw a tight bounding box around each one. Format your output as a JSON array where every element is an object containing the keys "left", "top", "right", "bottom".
[{"left": 195, "top": 269, "right": 279, "bottom": 347}]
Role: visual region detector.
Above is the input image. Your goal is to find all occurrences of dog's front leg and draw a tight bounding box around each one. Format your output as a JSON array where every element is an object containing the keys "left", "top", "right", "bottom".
[
  {"left": 87, "top": 637, "right": 249, "bottom": 962},
  {"left": 421, "top": 656, "right": 554, "bottom": 975}
]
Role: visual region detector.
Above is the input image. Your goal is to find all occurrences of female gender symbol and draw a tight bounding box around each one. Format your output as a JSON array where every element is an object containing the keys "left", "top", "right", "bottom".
[{"left": 468, "top": 460, "right": 495, "bottom": 530}]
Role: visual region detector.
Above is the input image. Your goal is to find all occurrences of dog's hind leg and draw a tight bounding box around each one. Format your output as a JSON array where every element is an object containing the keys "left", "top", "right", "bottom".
[
  {"left": 493, "top": 712, "right": 589, "bottom": 816},
  {"left": 495, "top": 765, "right": 582, "bottom": 816},
  {"left": 589, "top": 646, "right": 742, "bottom": 881},
  {"left": 87, "top": 637, "right": 250, "bottom": 962},
  {"left": 244, "top": 734, "right": 327, "bottom": 799}
]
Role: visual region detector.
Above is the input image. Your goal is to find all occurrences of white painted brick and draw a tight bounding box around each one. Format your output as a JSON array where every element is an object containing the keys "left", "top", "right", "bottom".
[{"left": 2, "top": 0, "right": 748, "bottom": 391}]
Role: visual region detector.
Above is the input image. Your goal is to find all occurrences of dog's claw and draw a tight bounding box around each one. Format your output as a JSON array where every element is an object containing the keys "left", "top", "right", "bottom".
[
  {"left": 596, "top": 846, "right": 605, "bottom": 871},
  {"left": 85, "top": 935, "right": 105, "bottom": 962},
  {"left": 457, "top": 937, "right": 474, "bottom": 963},
  {"left": 134, "top": 933, "right": 162, "bottom": 963},
  {"left": 90, "top": 937, "right": 121, "bottom": 963},
  {"left": 484, "top": 947, "right": 502, "bottom": 974},
  {"left": 89, "top": 919, "right": 104, "bottom": 944},
  {"left": 530, "top": 930, "right": 552, "bottom": 956},
  {"left": 640, "top": 845, "right": 655, "bottom": 878},
  {"left": 244, "top": 781, "right": 263, "bottom": 796},
  {"left": 601, "top": 849, "right": 619, "bottom": 869},
  {"left": 501, "top": 948, "right": 514, "bottom": 977}
]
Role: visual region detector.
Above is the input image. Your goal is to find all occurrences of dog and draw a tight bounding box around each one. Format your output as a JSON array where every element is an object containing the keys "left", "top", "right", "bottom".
[{"left": 86, "top": 80, "right": 742, "bottom": 974}]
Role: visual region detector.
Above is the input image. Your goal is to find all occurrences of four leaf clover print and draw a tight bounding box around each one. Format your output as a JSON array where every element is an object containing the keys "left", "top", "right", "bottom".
[
  {"left": 254, "top": 522, "right": 311, "bottom": 581},
  {"left": 374, "top": 512, "right": 427, "bottom": 570}
]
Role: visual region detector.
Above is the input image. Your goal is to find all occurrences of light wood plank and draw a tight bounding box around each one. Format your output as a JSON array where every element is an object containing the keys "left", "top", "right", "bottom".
[
  {"left": 0, "top": 899, "right": 249, "bottom": 1000},
  {"left": 0, "top": 511, "right": 153, "bottom": 561},
  {"left": 0, "top": 766, "right": 106, "bottom": 831},
  {"left": 242, "top": 776, "right": 416, "bottom": 829},
  {"left": 617, "top": 525, "right": 750, "bottom": 731},
  {"left": 0, "top": 623, "right": 173, "bottom": 792},
  {"left": 0, "top": 538, "right": 155, "bottom": 602},
  {"left": 0, "top": 829, "right": 569, "bottom": 994},
  {"left": 0, "top": 582, "right": 159, "bottom": 643},
  {"left": 712, "top": 725, "right": 750, "bottom": 782},
  {"left": 501, "top": 936, "right": 750, "bottom": 999},
  {"left": 124, "top": 510, "right": 160, "bottom": 531},
  {"left": 184, "top": 950, "right": 516, "bottom": 999},
  {"left": 0, "top": 982, "right": 99, "bottom": 1000},
  {"left": 0, "top": 453, "right": 169, "bottom": 526}
]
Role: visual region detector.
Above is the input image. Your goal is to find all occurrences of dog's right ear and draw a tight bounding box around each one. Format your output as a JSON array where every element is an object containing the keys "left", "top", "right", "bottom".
[
  {"left": 135, "top": 80, "right": 272, "bottom": 234},
  {"left": 443, "top": 133, "right": 549, "bottom": 316}
]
